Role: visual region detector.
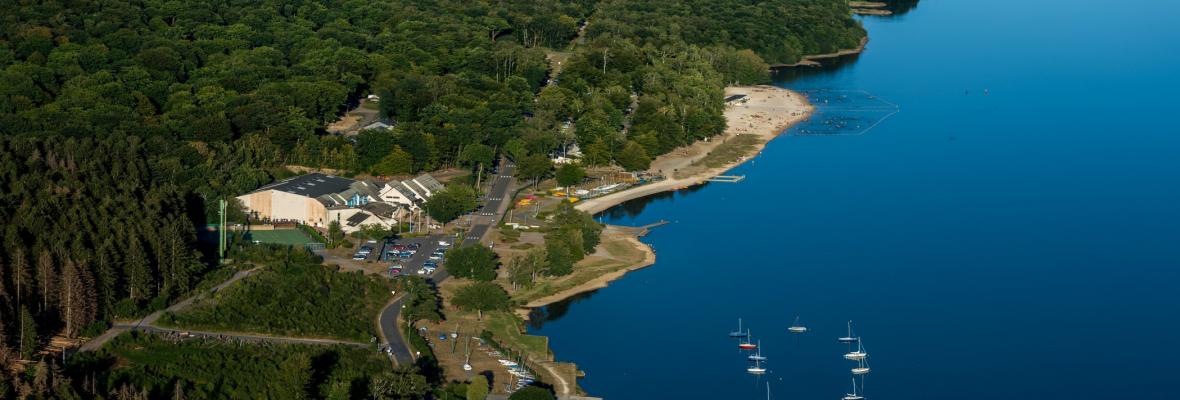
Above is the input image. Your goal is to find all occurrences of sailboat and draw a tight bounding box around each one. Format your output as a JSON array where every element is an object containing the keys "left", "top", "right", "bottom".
[
  {"left": 729, "top": 318, "right": 748, "bottom": 338},
  {"left": 852, "top": 355, "right": 871, "bottom": 375},
  {"left": 747, "top": 357, "right": 767, "bottom": 375},
  {"left": 838, "top": 321, "right": 858, "bottom": 343},
  {"left": 788, "top": 316, "right": 808, "bottom": 333},
  {"left": 462, "top": 335, "right": 473, "bottom": 371},
  {"left": 843, "top": 338, "right": 867, "bottom": 361},
  {"left": 748, "top": 340, "right": 767, "bottom": 361},
  {"left": 739, "top": 329, "right": 757, "bottom": 350},
  {"left": 842, "top": 377, "right": 865, "bottom": 400}
]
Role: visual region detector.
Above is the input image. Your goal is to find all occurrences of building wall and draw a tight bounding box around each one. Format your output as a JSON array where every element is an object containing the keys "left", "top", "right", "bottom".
[
  {"left": 380, "top": 185, "right": 418, "bottom": 209},
  {"left": 236, "top": 190, "right": 328, "bottom": 227}
]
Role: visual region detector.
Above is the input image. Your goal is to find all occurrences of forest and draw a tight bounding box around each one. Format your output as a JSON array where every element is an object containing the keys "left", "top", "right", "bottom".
[
  {"left": 158, "top": 261, "right": 394, "bottom": 342},
  {"left": 1, "top": 0, "right": 870, "bottom": 398}
]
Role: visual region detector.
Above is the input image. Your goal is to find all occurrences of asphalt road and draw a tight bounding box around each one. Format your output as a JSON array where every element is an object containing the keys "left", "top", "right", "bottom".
[
  {"left": 377, "top": 158, "right": 517, "bottom": 366},
  {"left": 378, "top": 294, "right": 415, "bottom": 365},
  {"left": 464, "top": 159, "right": 517, "bottom": 246}
]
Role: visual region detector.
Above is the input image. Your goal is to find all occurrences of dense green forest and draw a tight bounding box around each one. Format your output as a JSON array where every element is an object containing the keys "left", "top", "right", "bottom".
[
  {"left": 60, "top": 332, "right": 423, "bottom": 399},
  {"left": 587, "top": 0, "right": 866, "bottom": 64},
  {"left": 159, "top": 261, "right": 393, "bottom": 342},
  {"left": 0, "top": 0, "right": 871, "bottom": 397}
]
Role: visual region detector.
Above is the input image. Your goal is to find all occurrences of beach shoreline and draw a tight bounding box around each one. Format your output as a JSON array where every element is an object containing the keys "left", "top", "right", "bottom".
[
  {"left": 521, "top": 85, "right": 812, "bottom": 314},
  {"left": 519, "top": 228, "right": 658, "bottom": 312},
  {"left": 575, "top": 85, "right": 814, "bottom": 215}
]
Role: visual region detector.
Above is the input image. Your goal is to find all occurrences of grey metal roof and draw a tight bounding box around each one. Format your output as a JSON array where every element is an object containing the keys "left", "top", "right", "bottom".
[
  {"left": 253, "top": 173, "right": 355, "bottom": 198},
  {"left": 412, "top": 173, "right": 444, "bottom": 193},
  {"left": 393, "top": 181, "right": 423, "bottom": 202}
]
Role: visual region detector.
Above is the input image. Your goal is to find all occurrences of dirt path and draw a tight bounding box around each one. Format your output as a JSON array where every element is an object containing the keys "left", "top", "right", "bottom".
[{"left": 79, "top": 266, "right": 263, "bottom": 352}]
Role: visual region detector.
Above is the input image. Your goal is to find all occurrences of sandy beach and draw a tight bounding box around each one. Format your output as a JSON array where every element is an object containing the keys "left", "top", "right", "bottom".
[
  {"left": 575, "top": 85, "right": 813, "bottom": 215},
  {"left": 533, "top": 85, "right": 811, "bottom": 310}
]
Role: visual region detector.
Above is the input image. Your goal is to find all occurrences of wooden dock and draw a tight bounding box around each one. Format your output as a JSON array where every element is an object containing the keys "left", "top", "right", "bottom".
[{"left": 708, "top": 175, "right": 745, "bottom": 183}]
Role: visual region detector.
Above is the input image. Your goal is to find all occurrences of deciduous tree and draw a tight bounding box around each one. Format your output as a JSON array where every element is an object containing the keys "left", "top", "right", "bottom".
[
  {"left": 451, "top": 282, "right": 510, "bottom": 320},
  {"left": 445, "top": 245, "right": 498, "bottom": 281}
]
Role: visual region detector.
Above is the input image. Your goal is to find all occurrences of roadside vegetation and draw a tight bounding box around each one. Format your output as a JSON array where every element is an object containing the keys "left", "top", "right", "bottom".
[{"left": 159, "top": 258, "right": 393, "bottom": 342}]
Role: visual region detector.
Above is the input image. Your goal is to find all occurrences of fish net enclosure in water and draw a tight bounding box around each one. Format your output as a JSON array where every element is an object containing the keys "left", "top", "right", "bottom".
[{"left": 790, "top": 89, "right": 899, "bottom": 136}]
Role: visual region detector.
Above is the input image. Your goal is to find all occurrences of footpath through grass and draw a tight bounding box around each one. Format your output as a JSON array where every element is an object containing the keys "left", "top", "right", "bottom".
[{"left": 159, "top": 262, "right": 393, "bottom": 342}]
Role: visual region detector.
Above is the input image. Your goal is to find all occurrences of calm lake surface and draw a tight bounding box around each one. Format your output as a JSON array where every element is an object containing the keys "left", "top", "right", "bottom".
[{"left": 530, "top": 1, "right": 1180, "bottom": 398}]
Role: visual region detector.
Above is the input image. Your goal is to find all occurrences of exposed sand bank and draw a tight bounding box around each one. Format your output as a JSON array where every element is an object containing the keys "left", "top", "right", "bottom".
[{"left": 575, "top": 85, "right": 813, "bottom": 215}]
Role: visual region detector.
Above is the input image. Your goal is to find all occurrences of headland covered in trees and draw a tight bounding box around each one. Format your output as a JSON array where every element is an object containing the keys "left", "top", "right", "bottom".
[{"left": 0, "top": 0, "right": 874, "bottom": 398}]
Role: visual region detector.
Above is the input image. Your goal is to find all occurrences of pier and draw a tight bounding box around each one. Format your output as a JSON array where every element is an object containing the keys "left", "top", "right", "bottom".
[{"left": 708, "top": 175, "right": 746, "bottom": 183}]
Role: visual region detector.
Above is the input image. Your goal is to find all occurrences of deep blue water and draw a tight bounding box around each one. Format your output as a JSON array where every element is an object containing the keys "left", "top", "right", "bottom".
[{"left": 530, "top": 1, "right": 1180, "bottom": 399}]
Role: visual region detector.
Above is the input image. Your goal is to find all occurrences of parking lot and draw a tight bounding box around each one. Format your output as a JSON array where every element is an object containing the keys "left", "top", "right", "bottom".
[{"left": 349, "top": 234, "right": 454, "bottom": 279}]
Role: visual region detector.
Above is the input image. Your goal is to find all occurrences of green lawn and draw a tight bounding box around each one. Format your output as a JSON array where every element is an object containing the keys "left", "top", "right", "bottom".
[
  {"left": 159, "top": 262, "right": 393, "bottom": 342},
  {"left": 485, "top": 311, "right": 549, "bottom": 356}
]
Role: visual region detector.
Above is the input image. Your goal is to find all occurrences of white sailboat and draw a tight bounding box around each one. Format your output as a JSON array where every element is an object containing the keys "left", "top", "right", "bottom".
[
  {"left": 852, "top": 356, "right": 871, "bottom": 375},
  {"left": 838, "top": 320, "right": 858, "bottom": 343},
  {"left": 842, "top": 377, "right": 865, "bottom": 400},
  {"left": 748, "top": 340, "right": 767, "bottom": 362},
  {"left": 788, "top": 316, "right": 808, "bottom": 333},
  {"left": 843, "top": 338, "right": 867, "bottom": 361},
  {"left": 747, "top": 357, "right": 767, "bottom": 375}
]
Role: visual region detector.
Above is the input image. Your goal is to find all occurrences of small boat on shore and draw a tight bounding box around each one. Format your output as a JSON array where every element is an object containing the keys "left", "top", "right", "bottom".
[
  {"left": 838, "top": 321, "right": 858, "bottom": 343},
  {"left": 463, "top": 336, "right": 473, "bottom": 371},
  {"left": 748, "top": 340, "right": 767, "bottom": 361},
  {"left": 844, "top": 339, "right": 867, "bottom": 361},
  {"left": 842, "top": 377, "right": 865, "bottom": 400},
  {"left": 788, "top": 316, "right": 808, "bottom": 333},
  {"left": 729, "top": 318, "right": 748, "bottom": 338},
  {"left": 739, "top": 330, "right": 757, "bottom": 350}
]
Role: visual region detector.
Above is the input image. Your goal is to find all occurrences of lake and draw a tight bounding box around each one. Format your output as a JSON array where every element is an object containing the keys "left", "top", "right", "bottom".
[{"left": 529, "top": 1, "right": 1180, "bottom": 399}]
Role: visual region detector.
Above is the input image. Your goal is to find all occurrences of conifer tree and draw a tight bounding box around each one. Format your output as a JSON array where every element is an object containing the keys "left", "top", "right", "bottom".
[
  {"left": 36, "top": 250, "right": 56, "bottom": 313},
  {"left": 59, "top": 260, "right": 97, "bottom": 338}
]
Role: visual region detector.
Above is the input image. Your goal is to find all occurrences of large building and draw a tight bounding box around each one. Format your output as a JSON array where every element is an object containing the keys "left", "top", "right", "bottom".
[
  {"left": 237, "top": 173, "right": 382, "bottom": 229},
  {"left": 238, "top": 172, "right": 444, "bottom": 232},
  {"left": 379, "top": 173, "right": 445, "bottom": 209}
]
